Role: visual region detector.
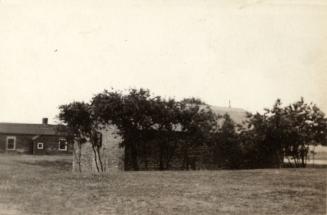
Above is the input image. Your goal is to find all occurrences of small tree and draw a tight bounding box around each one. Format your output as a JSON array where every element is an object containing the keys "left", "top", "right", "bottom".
[
  {"left": 92, "top": 88, "right": 156, "bottom": 170},
  {"left": 58, "top": 102, "right": 104, "bottom": 172},
  {"left": 149, "top": 96, "right": 180, "bottom": 170},
  {"left": 177, "top": 98, "right": 218, "bottom": 170},
  {"left": 282, "top": 98, "right": 327, "bottom": 167},
  {"left": 213, "top": 114, "right": 242, "bottom": 169},
  {"left": 239, "top": 98, "right": 327, "bottom": 168}
]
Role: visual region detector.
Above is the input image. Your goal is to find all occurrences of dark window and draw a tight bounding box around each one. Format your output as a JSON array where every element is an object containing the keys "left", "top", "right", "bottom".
[
  {"left": 58, "top": 138, "right": 67, "bottom": 151},
  {"left": 6, "top": 137, "right": 16, "bottom": 150},
  {"left": 37, "top": 142, "right": 44, "bottom": 150}
]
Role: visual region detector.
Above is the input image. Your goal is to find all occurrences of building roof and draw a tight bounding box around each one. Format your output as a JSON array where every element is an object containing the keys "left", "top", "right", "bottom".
[
  {"left": 0, "top": 123, "right": 66, "bottom": 135},
  {"left": 211, "top": 106, "right": 248, "bottom": 125},
  {"left": 156, "top": 105, "right": 248, "bottom": 132}
]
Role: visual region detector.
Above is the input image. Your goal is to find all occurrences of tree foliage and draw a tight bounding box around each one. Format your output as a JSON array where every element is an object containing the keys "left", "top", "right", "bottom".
[
  {"left": 59, "top": 88, "right": 327, "bottom": 171},
  {"left": 58, "top": 102, "right": 104, "bottom": 172},
  {"left": 238, "top": 98, "right": 327, "bottom": 168},
  {"left": 212, "top": 114, "right": 242, "bottom": 169},
  {"left": 177, "top": 98, "right": 218, "bottom": 169},
  {"left": 91, "top": 89, "right": 218, "bottom": 170}
]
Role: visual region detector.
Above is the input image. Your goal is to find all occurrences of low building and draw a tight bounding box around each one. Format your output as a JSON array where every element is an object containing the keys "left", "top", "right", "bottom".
[{"left": 0, "top": 118, "right": 72, "bottom": 155}]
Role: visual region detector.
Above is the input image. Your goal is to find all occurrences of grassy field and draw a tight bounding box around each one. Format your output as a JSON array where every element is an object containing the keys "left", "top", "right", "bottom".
[{"left": 0, "top": 155, "right": 326, "bottom": 215}]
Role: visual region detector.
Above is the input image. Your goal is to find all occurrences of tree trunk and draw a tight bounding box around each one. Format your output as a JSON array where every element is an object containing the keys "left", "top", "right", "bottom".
[
  {"left": 73, "top": 142, "right": 82, "bottom": 172},
  {"left": 92, "top": 145, "right": 100, "bottom": 172},
  {"left": 165, "top": 144, "right": 176, "bottom": 170},
  {"left": 96, "top": 146, "right": 104, "bottom": 172},
  {"left": 301, "top": 153, "right": 306, "bottom": 168},
  {"left": 159, "top": 143, "right": 164, "bottom": 170},
  {"left": 77, "top": 142, "right": 82, "bottom": 172},
  {"left": 275, "top": 149, "right": 283, "bottom": 168},
  {"left": 182, "top": 147, "right": 189, "bottom": 170},
  {"left": 131, "top": 143, "right": 139, "bottom": 171},
  {"left": 124, "top": 145, "right": 129, "bottom": 171},
  {"left": 286, "top": 156, "right": 293, "bottom": 168}
]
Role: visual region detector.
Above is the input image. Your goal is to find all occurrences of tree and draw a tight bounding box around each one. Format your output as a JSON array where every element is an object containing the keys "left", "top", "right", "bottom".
[
  {"left": 58, "top": 102, "right": 104, "bottom": 172},
  {"left": 92, "top": 90, "right": 219, "bottom": 170},
  {"left": 177, "top": 98, "right": 218, "bottom": 170},
  {"left": 92, "top": 88, "right": 156, "bottom": 170},
  {"left": 213, "top": 114, "right": 242, "bottom": 169},
  {"left": 282, "top": 98, "right": 327, "bottom": 167},
  {"left": 149, "top": 96, "right": 180, "bottom": 170},
  {"left": 239, "top": 98, "right": 327, "bottom": 168}
]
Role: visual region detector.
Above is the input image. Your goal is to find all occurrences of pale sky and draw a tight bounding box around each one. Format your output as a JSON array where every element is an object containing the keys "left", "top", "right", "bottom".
[{"left": 0, "top": 0, "right": 326, "bottom": 124}]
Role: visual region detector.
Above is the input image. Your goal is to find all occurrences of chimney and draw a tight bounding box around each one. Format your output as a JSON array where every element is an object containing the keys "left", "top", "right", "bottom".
[{"left": 42, "top": 118, "right": 48, "bottom": 125}]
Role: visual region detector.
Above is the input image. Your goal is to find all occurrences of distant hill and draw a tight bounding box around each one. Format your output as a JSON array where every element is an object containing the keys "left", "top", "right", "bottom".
[{"left": 210, "top": 106, "right": 248, "bottom": 125}]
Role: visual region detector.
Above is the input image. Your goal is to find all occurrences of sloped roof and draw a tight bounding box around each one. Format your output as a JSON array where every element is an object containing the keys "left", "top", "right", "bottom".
[
  {"left": 156, "top": 105, "right": 248, "bottom": 132},
  {"left": 0, "top": 123, "right": 66, "bottom": 135},
  {"left": 211, "top": 106, "right": 248, "bottom": 125}
]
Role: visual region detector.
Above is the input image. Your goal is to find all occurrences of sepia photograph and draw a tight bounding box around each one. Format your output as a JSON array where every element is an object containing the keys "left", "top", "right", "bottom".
[{"left": 0, "top": 0, "right": 326, "bottom": 214}]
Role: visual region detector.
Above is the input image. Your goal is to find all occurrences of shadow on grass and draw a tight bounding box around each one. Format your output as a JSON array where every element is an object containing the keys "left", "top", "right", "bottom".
[{"left": 17, "top": 160, "right": 72, "bottom": 171}]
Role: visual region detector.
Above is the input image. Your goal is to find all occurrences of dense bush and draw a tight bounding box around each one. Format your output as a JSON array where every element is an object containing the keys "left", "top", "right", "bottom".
[
  {"left": 59, "top": 88, "right": 327, "bottom": 171},
  {"left": 238, "top": 98, "right": 327, "bottom": 168},
  {"left": 59, "top": 88, "right": 217, "bottom": 171}
]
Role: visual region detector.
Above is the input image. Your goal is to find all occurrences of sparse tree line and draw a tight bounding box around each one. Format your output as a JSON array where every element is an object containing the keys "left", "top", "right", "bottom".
[{"left": 58, "top": 88, "right": 327, "bottom": 172}]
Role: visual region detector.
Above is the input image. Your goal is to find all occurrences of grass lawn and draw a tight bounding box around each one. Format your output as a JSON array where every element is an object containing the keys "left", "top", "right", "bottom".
[{"left": 0, "top": 155, "right": 326, "bottom": 215}]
